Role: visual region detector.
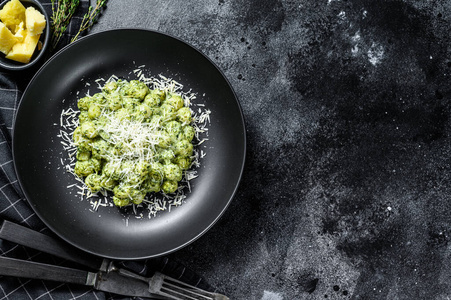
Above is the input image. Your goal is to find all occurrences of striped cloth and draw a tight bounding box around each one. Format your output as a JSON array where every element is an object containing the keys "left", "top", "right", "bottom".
[{"left": 0, "top": 1, "right": 210, "bottom": 299}]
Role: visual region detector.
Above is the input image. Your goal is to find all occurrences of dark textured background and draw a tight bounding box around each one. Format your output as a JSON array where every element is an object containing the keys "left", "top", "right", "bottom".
[{"left": 91, "top": 0, "right": 451, "bottom": 299}]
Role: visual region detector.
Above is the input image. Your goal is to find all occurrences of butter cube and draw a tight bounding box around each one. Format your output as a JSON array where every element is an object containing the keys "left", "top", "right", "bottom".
[
  {"left": 0, "top": 0, "right": 25, "bottom": 31},
  {"left": 25, "top": 6, "right": 45, "bottom": 36},
  {"left": 14, "top": 21, "right": 25, "bottom": 42},
  {"left": 5, "top": 29, "right": 39, "bottom": 63},
  {"left": 0, "top": 21, "right": 17, "bottom": 54}
]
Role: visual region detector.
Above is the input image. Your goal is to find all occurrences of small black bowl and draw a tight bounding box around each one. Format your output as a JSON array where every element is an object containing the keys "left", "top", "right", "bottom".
[{"left": 0, "top": 0, "right": 50, "bottom": 71}]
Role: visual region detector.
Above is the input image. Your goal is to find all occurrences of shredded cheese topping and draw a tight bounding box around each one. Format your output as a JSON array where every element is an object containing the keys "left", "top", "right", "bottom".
[{"left": 57, "top": 68, "right": 211, "bottom": 219}]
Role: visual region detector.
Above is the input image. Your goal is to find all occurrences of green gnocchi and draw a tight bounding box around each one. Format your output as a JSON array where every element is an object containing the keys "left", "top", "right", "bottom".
[{"left": 72, "top": 79, "right": 195, "bottom": 207}]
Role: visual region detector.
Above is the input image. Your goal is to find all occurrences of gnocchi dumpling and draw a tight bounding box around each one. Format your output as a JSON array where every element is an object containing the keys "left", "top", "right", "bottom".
[{"left": 73, "top": 79, "right": 195, "bottom": 207}]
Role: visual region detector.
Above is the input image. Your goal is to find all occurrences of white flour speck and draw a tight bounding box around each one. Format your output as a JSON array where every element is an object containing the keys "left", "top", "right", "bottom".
[
  {"left": 350, "top": 31, "right": 361, "bottom": 55},
  {"left": 261, "top": 291, "right": 283, "bottom": 300},
  {"left": 367, "top": 42, "right": 384, "bottom": 65},
  {"left": 351, "top": 31, "right": 361, "bottom": 42},
  {"left": 362, "top": 9, "right": 368, "bottom": 18}
]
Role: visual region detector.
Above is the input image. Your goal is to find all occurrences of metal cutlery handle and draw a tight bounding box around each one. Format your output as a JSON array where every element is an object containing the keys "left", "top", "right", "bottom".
[
  {"left": 0, "top": 220, "right": 105, "bottom": 270},
  {"left": 0, "top": 256, "right": 95, "bottom": 286}
]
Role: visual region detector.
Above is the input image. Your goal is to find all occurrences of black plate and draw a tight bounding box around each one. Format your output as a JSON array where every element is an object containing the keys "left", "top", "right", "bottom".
[{"left": 12, "top": 29, "right": 246, "bottom": 260}]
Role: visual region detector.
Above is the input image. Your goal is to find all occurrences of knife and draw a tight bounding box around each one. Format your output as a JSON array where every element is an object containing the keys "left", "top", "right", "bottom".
[
  {"left": 0, "top": 220, "right": 165, "bottom": 298},
  {"left": 0, "top": 220, "right": 106, "bottom": 270},
  {"left": 0, "top": 220, "right": 229, "bottom": 299},
  {"left": 0, "top": 256, "right": 166, "bottom": 299}
]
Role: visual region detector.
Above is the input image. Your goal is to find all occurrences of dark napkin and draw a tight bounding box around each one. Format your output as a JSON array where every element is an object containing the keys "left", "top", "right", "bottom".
[{"left": 0, "top": 1, "right": 212, "bottom": 299}]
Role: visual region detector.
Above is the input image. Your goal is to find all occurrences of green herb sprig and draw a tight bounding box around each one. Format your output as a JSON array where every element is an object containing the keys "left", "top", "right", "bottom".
[
  {"left": 50, "top": 0, "right": 107, "bottom": 51},
  {"left": 50, "top": 0, "right": 80, "bottom": 50},
  {"left": 71, "top": 0, "right": 107, "bottom": 43}
]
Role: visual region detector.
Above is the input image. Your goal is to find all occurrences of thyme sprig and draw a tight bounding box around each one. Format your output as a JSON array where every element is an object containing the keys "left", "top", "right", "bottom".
[
  {"left": 50, "top": 0, "right": 107, "bottom": 51},
  {"left": 71, "top": 0, "right": 107, "bottom": 43},
  {"left": 50, "top": 0, "right": 80, "bottom": 50}
]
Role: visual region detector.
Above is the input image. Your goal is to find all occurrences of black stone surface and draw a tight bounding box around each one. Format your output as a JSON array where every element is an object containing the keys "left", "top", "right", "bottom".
[{"left": 91, "top": 0, "right": 451, "bottom": 299}]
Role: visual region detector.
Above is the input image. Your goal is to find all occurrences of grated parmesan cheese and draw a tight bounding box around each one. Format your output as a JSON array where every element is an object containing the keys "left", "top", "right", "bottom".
[{"left": 58, "top": 68, "right": 211, "bottom": 218}]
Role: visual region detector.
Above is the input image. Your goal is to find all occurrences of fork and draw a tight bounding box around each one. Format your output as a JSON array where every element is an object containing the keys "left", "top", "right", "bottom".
[
  {"left": 118, "top": 268, "right": 229, "bottom": 300},
  {"left": 0, "top": 220, "right": 229, "bottom": 300}
]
